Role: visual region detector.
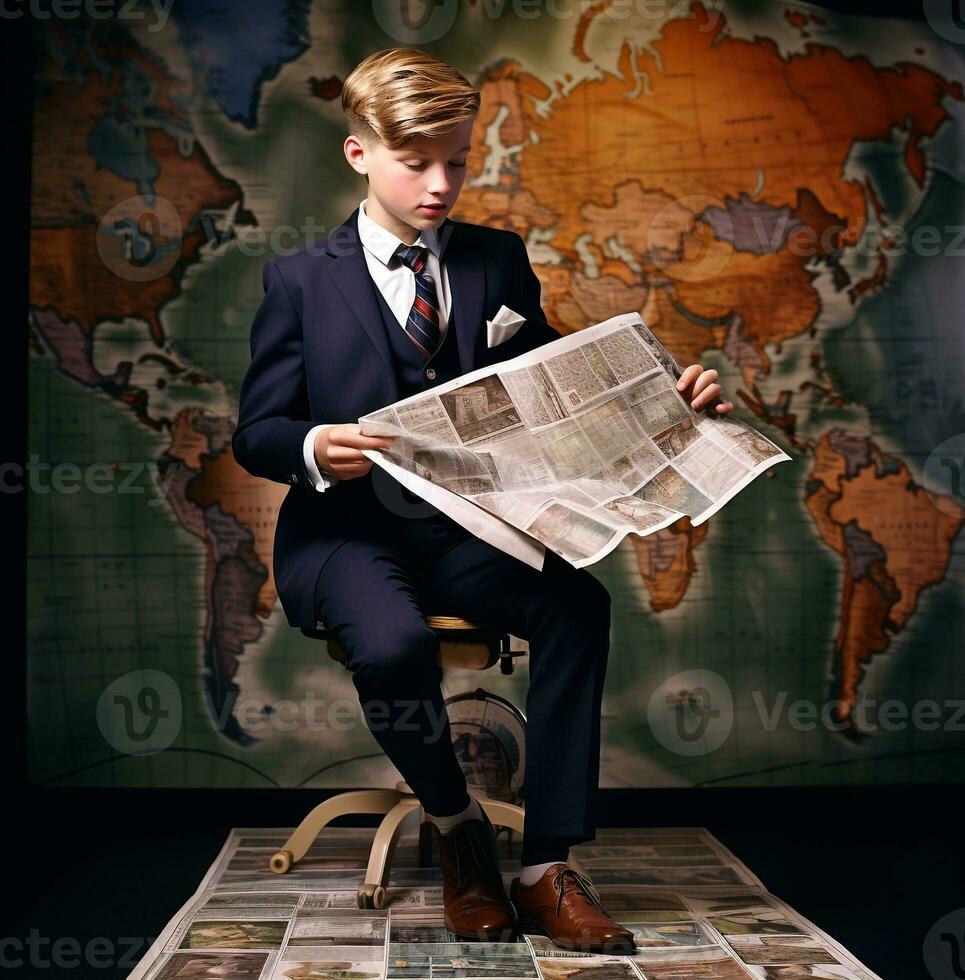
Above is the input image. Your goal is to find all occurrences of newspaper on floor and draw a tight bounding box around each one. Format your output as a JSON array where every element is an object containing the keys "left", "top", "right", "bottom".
[
  {"left": 125, "top": 825, "right": 884, "bottom": 980},
  {"left": 358, "top": 310, "right": 793, "bottom": 567}
]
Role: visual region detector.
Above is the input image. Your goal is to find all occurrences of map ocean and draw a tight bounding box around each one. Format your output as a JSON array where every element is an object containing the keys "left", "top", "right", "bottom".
[{"left": 27, "top": 1, "right": 965, "bottom": 787}]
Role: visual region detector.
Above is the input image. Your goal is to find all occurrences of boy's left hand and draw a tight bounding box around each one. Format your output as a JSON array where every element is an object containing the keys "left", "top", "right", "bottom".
[{"left": 675, "top": 364, "right": 734, "bottom": 415}]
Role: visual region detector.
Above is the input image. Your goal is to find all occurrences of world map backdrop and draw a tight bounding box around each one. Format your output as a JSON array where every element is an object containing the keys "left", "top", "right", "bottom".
[{"left": 28, "top": 1, "right": 965, "bottom": 788}]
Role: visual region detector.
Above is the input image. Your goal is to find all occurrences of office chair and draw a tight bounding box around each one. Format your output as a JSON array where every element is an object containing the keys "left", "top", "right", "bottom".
[{"left": 269, "top": 615, "right": 528, "bottom": 909}]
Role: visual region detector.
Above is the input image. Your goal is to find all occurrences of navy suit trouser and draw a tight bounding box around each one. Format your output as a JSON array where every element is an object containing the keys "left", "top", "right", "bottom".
[{"left": 313, "top": 495, "right": 612, "bottom": 866}]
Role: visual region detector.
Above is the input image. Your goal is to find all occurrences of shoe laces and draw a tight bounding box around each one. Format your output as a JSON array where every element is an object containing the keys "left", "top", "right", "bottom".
[{"left": 552, "top": 867, "right": 608, "bottom": 919}]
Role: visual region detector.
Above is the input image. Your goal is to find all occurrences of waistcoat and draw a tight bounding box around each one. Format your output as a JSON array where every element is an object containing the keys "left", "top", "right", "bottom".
[
  {"left": 369, "top": 270, "right": 462, "bottom": 397},
  {"left": 355, "top": 268, "right": 465, "bottom": 528}
]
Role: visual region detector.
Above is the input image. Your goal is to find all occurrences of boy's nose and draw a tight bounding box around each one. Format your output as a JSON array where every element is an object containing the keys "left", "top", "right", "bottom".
[{"left": 426, "top": 167, "right": 451, "bottom": 195}]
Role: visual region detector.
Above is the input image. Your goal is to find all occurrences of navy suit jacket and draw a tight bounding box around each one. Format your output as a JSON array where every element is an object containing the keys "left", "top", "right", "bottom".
[{"left": 231, "top": 206, "right": 562, "bottom": 631}]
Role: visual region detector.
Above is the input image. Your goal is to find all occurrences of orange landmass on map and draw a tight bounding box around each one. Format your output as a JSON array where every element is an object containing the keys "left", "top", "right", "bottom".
[
  {"left": 28, "top": 22, "right": 281, "bottom": 701},
  {"left": 185, "top": 443, "right": 287, "bottom": 620},
  {"left": 167, "top": 409, "right": 215, "bottom": 472},
  {"left": 574, "top": 180, "right": 822, "bottom": 379},
  {"left": 31, "top": 220, "right": 199, "bottom": 348},
  {"left": 805, "top": 432, "right": 964, "bottom": 726},
  {"left": 31, "top": 126, "right": 241, "bottom": 345},
  {"left": 457, "top": 2, "right": 960, "bottom": 379},
  {"left": 31, "top": 32, "right": 243, "bottom": 345},
  {"left": 31, "top": 25, "right": 191, "bottom": 226},
  {"left": 454, "top": 4, "right": 961, "bottom": 641},
  {"left": 830, "top": 459, "right": 964, "bottom": 626},
  {"left": 629, "top": 520, "right": 710, "bottom": 611}
]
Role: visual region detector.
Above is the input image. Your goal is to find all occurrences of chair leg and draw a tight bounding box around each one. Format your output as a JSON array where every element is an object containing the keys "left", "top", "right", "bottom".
[
  {"left": 479, "top": 799, "right": 525, "bottom": 836},
  {"left": 360, "top": 798, "right": 422, "bottom": 907},
  {"left": 269, "top": 789, "right": 402, "bottom": 873}
]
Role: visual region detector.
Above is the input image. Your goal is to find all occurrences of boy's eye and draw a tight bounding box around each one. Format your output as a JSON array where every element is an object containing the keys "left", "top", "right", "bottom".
[{"left": 403, "top": 160, "right": 468, "bottom": 170}]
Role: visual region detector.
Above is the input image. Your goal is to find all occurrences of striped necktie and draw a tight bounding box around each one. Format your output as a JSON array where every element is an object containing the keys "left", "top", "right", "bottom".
[{"left": 394, "top": 243, "right": 440, "bottom": 358}]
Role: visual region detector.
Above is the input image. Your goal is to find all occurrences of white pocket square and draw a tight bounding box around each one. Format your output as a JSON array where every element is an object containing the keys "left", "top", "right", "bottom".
[{"left": 486, "top": 305, "right": 526, "bottom": 347}]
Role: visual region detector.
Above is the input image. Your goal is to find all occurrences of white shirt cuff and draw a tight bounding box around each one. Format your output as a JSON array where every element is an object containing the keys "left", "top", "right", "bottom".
[{"left": 303, "top": 424, "right": 341, "bottom": 492}]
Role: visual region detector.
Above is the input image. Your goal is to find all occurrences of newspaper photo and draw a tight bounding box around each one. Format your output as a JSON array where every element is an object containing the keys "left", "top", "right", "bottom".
[{"left": 359, "top": 311, "right": 793, "bottom": 567}]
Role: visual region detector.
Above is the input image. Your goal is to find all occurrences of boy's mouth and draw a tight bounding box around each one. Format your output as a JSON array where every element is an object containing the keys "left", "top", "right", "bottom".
[{"left": 417, "top": 203, "right": 447, "bottom": 213}]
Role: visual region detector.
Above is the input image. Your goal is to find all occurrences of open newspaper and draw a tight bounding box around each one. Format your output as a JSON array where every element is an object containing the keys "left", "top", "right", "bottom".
[
  {"left": 126, "top": 825, "right": 884, "bottom": 980},
  {"left": 358, "top": 312, "right": 793, "bottom": 566}
]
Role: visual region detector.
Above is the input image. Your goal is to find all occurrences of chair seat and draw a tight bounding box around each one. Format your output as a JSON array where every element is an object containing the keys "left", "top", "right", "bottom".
[{"left": 302, "top": 614, "right": 514, "bottom": 671}]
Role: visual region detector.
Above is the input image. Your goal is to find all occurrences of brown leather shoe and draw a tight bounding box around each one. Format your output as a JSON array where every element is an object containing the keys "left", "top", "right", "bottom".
[
  {"left": 433, "top": 805, "right": 517, "bottom": 941},
  {"left": 510, "top": 863, "right": 635, "bottom": 953}
]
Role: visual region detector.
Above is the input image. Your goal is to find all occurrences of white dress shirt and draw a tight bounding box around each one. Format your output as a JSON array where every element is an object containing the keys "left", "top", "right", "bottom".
[
  {"left": 302, "top": 198, "right": 451, "bottom": 490},
  {"left": 298, "top": 199, "right": 547, "bottom": 571}
]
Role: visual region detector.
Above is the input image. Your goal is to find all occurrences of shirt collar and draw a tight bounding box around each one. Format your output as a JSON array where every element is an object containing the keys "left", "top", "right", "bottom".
[{"left": 357, "top": 198, "right": 441, "bottom": 268}]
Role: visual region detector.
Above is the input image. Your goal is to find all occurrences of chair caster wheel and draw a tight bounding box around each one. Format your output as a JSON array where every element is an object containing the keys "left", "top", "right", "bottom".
[
  {"left": 269, "top": 850, "right": 292, "bottom": 874},
  {"left": 357, "top": 883, "right": 386, "bottom": 909}
]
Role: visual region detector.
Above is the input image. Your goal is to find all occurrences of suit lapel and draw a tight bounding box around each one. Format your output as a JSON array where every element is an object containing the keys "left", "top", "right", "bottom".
[
  {"left": 323, "top": 209, "right": 395, "bottom": 382},
  {"left": 440, "top": 220, "right": 487, "bottom": 373},
  {"left": 323, "top": 209, "right": 486, "bottom": 378}
]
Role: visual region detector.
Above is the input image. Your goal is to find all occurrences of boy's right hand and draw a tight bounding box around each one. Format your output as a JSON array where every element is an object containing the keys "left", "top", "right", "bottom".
[{"left": 314, "top": 423, "right": 397, "bottom": 480}]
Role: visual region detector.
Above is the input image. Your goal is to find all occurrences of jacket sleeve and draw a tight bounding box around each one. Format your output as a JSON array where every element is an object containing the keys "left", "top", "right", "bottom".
[
  {"left": 231, "top": 259, "right": 318, "bottom": 490},
  {"left": 492, "top": 232, "right": 562, "bottom": 359}
]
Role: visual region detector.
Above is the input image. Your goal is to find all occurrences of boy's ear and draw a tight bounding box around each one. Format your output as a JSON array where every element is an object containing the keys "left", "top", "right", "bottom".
[{"left": 343, "top": 134, "right": 368, "bottom": 177}]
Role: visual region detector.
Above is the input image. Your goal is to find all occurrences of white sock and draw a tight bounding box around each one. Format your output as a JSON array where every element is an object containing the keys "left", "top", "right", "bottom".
[
  {"left": 424, "top": 795, "right": 483, "bottom": 835},
  {"left": 519, "top": 859, "right": 567, "bottom": 886}
]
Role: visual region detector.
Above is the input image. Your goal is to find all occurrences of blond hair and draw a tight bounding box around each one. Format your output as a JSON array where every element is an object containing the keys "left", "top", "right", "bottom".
[{"left": 342, "top": 47, "right": 480, "bottom": 150}]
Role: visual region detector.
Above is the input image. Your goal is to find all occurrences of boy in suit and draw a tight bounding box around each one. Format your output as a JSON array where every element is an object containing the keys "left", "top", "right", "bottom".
[{"left": 232, "top": 47, "right": 732, "bottom": 951}]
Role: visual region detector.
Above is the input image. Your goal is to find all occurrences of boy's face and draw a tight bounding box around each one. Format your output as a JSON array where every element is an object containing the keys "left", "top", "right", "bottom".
[{"left": 344, "top": 118, "right": 475, "bottom": 243}]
